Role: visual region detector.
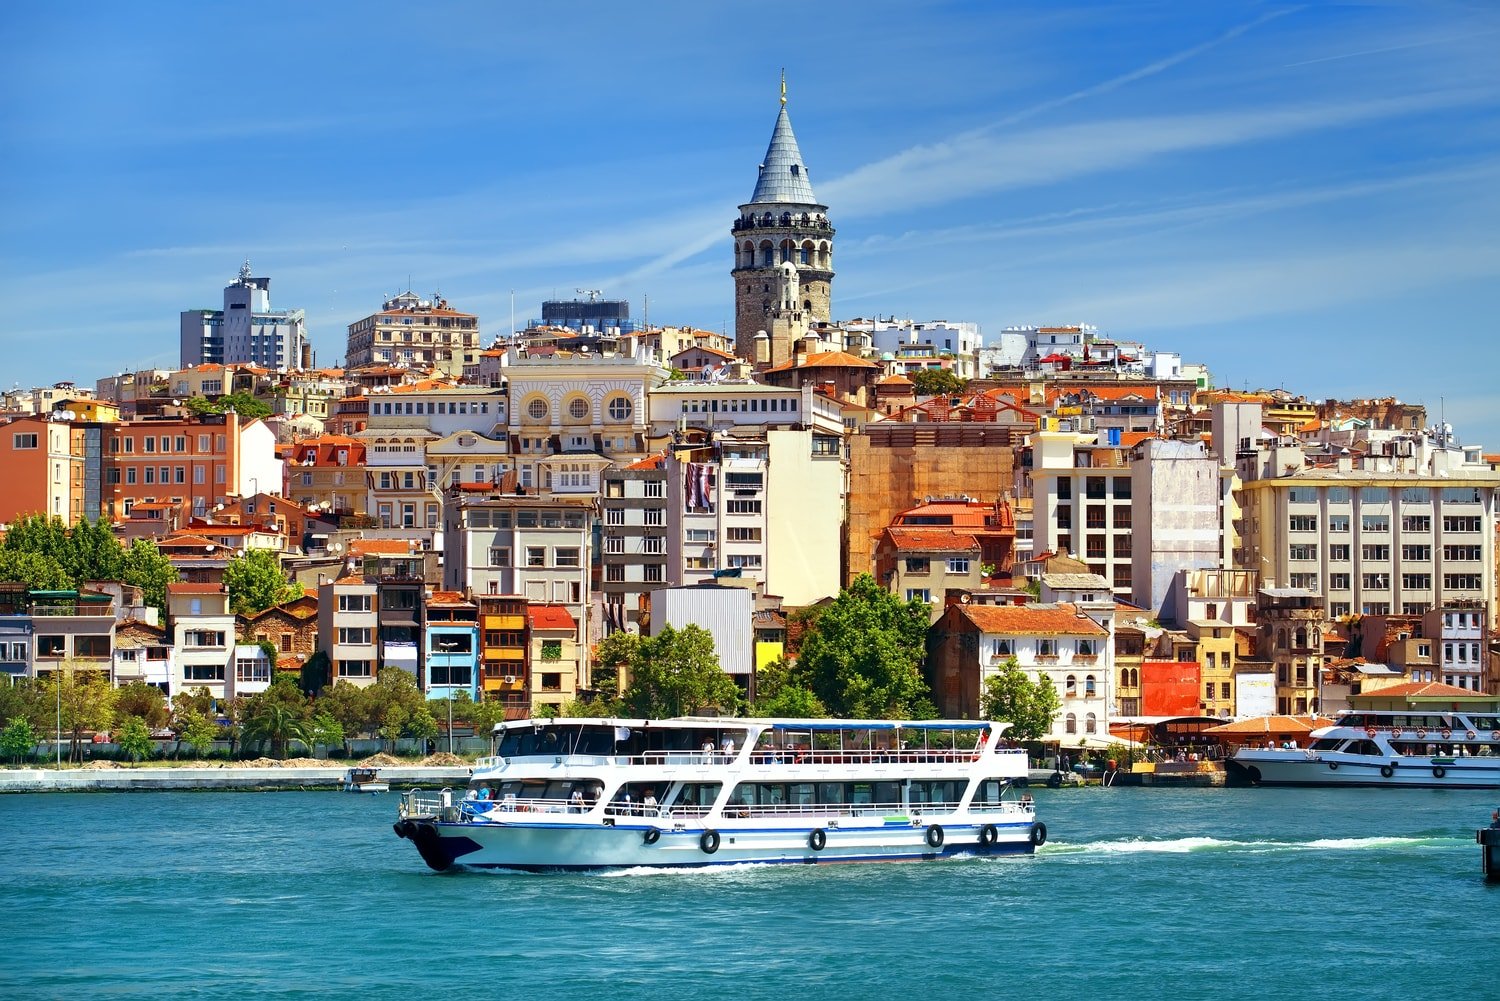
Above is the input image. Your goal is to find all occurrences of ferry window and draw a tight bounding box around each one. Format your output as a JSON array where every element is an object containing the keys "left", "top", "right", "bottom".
[
  {"left": 975, "top": 779, "right": 1010, "bottom": 805},
  {"left": 820, "top": 782, "right": 846, "bottom": 804},
  {"left": 1310, "top": 739, "right": 1341, "bottom": 751},
  {"left": 788, "top": 783, "right": 816, "bottom": 806},
  {"left": 873, "top": 782, "right": 900, "bottom": 804},
  {"left": 728, "top": 783, "right": 756, "bottom": 807}
]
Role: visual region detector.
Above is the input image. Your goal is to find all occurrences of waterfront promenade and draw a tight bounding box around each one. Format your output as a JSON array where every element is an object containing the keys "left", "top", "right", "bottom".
[{"left": 0, "top": 765, "right": 471, "bottom": 793}]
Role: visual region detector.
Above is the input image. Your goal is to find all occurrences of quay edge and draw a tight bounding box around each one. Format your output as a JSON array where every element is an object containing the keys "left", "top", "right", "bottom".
[{"left": 0, "top": 766, "right": 472, "bottom": 794}]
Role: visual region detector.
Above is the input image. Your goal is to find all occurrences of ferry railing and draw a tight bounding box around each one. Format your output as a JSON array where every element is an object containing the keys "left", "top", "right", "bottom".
[{"left": 472, "top": 747, "right": 1030, "bottom": 768}]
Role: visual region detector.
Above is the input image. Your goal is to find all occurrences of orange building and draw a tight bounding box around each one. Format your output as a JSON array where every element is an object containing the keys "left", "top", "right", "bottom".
[
  {"left": 103, "top": 410, "right": 276, "bottom": 522},
  {"left": 284, "top": 434, "right": 367, "bottom": 516},
  {"left": 0, "top": 415, "right": 98, "bottom": 524}
]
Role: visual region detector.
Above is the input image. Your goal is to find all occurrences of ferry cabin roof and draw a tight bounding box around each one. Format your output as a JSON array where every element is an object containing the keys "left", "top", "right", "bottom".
[{"left": 489, "top": 717, "right": 1005, "bottom": 758}]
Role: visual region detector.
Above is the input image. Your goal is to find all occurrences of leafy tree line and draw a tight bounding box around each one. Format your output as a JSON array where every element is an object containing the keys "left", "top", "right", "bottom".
[
  {"left": 0, "top": 668, "right": 472, "bottom": 763},
  {"left": 1, "top": 513, "right": 302, "bottom": 619},
  {"left": 0, "top": 515, "right": 178, "bottom": 617}
]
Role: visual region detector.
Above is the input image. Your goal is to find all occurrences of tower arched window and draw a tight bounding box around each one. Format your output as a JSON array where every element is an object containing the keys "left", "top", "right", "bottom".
[
  {"left": 780, "top": 212, "right": 791, "bottom": 226},
  {"left": 1065, "top": 674, "right": 1077, "bottom": 695},
  {"left": 1085, "top": 713, "right": 1098, "bottom": 734},
  {"left": 1065, "top": 713, "right": 1077, "bottom": 734},
  {"left": 1085, "top": 675, "right": 1097, "bottom": 696},
  {"left": 802, "top": 299, "right": 812, "bottom": 312},
  {"left": 762, "top": 212, "right": 773, "bottom": 226},
  {"left": 1120, "top": 668, "right": 1130, "bottom": 687}
]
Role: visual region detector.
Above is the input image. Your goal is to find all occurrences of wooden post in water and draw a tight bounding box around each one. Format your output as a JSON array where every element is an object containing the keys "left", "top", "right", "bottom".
[{"left": 1478, "top": 828, "right": 1500, "bottom": 882}]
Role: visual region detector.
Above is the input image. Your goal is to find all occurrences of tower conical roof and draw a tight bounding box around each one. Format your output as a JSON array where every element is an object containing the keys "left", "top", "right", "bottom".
[{"left": 749, "top": 104, "right": 818, "bottom": 205}]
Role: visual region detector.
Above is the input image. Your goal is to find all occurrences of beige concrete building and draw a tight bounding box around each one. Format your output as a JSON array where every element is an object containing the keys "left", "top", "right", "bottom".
[{"left": 345, "top": 291, "right": 480, "bottom": 378}]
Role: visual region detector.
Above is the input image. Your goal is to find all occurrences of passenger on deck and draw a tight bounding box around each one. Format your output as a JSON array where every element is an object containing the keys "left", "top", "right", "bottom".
[
  {"left": 570, "top": 788, "right": 585, "bottom": 813},
  {"left": 722, "top": 736, "right": 736, "bottom": 759},
  {"left": 642, "top": 789, "right": 658, "bottom": 814},
  {"left": 1490, "top": 807, "right": 1499, "bottom": 829}
]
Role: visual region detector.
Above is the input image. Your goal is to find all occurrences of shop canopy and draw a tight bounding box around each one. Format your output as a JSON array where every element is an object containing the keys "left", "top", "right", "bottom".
[{"left": 1200, "top": 715, "right": 1335, "bottom": 743}]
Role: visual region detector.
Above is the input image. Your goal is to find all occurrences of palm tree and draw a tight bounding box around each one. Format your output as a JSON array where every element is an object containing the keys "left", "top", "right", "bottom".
[{"left": 241, "top": 702, "right": 312, "bottom": 759}]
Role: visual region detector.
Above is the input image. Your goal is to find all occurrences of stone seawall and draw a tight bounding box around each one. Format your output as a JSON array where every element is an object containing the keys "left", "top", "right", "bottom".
[{"left": 0, "top": 766, "right": 473, "bottom": 794}]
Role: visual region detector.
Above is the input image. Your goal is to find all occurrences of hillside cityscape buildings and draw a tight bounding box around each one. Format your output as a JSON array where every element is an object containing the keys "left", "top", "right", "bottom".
[{"left": 2, "top": 90, "right": 1497, "bottom": 732}]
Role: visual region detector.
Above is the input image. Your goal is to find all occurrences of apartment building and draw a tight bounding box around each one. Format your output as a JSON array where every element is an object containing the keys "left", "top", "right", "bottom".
[
  {"left": 1256, "top": 586, "right": 1328, "bottom": 715},
  {"left": 317, "top": 576, "right": 379, "bottom": 688},
  {"left": 425, "top": 591, "right": 479, "bottom": 700},
  {"left": 476, "top": 594, "right": 529, "bottom": 715},
  {"left": 529, "top": 604, "right": 581, "bottom": 713},
  {"left": 1235, "top": 429, "right": 1500, "bottom": 621},
  {"left": 180, "top": 263, "right": 307, "bottom": 371},
  {"left": 0, "top": 414, "right": 102, "bottom": 524},
  {"left": 104, "top": 411, "right": 281, "bottom": 521},
  {"left": 873, "top": 497, "right": 1017, "bottom": 619},
  {"left": 286, "top": 435, "right": 367, "bottom": 517},
  {"left": 168, "top": 583, "right": 234, "bottom": 698},
  {"left": 929, "top": 602, "right": 1112, "bottom": 743},
  {"left": 345, "top": 291, "right": 480, "bottom": 378},
  {"left": 600, "top": 455, "right": 670, "bottom": 633}
]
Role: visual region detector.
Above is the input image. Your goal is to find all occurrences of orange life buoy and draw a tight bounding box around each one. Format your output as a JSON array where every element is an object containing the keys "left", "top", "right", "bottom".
[
  {"left": 1391, "top": 727, "right": 1403, "bottom": 739},
  {"left": 1440, "top": 728, "right": 1452, "bottom": 740},
  {"left": 1465, "top": 730, "right": 1476, "bottom": 740},
  {"left": 1415, "top": 728, "right": 1427, "bottom": 740},
  {"left": 1365, "top": 727, "right": 1377, "bottom": 739},
  {"left": 1492, "top": 730, "right": 1500, "bottom": 741}
]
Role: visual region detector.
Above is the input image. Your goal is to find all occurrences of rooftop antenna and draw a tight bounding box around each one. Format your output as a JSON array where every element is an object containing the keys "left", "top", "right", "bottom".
[
  {"left": 781, "top": 68, "right": 787, "bottom": 106},
  {"left": 576, "top": 288, "right": 602, "bottom": 303}
]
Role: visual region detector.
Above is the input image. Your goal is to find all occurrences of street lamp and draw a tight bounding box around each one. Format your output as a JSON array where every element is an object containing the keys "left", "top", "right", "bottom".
[{"left": 55, "top": 670, "right": 61, "bottom": 768}]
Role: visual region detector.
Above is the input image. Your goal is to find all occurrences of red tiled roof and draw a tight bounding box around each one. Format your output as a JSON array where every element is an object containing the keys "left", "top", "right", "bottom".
[
  {"left": 883, "top": 528, "right": 982, "bottom": 552},
  {"left": 348, "top": 539, "right": 416, "bottom": 556},
  {"left": 958, "top": 603, "right": 1107, "bottom": 637},
  {"left": 528, "top": 604, "right": 576, "bottom": 631},
  {"left": 762, "top": 350, "right": 880, "bottom": 374},
  {"left": 167, "top": 582, "right": 225, "bottom": 594},
  {"left": 1358, "top": 681, "right": 1487, "bottom": 700},
  {"left": 1119, "top": 431, "right": 1157, "bottom": 448},
  {"left": 627, "top": 453, "right": 666, "bottom": 470},
  {"left": 426, "top": 590, "right": 473, "bottom": 606}
]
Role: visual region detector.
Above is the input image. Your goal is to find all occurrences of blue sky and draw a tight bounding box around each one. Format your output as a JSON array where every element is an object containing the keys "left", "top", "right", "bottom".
[{"left": 2, "top": 1, "right": 1498, "bottom": 445}]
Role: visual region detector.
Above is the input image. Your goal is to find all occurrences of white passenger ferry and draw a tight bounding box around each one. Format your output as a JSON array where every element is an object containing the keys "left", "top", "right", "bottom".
[
  {"left": 1228, "top": 708, "right": 1500, "bottom": 788},
  {"left": 393, "top": 717, "right": 1043, "bottom": 871}
]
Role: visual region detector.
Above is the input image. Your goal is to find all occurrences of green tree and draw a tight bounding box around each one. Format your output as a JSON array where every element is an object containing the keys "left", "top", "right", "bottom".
[
  {"left": 181, "top": 712, "right": 218, "bottom": 758},
  {"left": 115, "top": 682, "right": 169, "bottom": 730},
  {"left": 979, "top": 658, "right": 1061, "bottom": 741},
  {"left": 41, "top": 666, "right": 118, "bottom": 763},
  {"left": 0, "top": 513, "right": 70, "bottom": 563},
  {"left": 463, "top": 697, "right": 509, "bottom": 746},
  {"left": 366, "top": 668, "right": 428, "bottom": 752},
  {"left": 0, "top": 549, "right": 72, "bottom": 589},
  {"left": 316, "top": 681, "right": 372, "bottom": 757},
  {"left": 798, "top": 574, "right": 935, "bottom": 719},
  {"left": 300, "top": 650, "right": 331, "bottom": 694},
  {"left": 242, "top": 702, "right": 312, "bottom": 759},
  {"left": 309, "top": 712, "right": 345, "bottom": 759},
  {"left": 404, "top": 703, "right": 440, "bottom": 745},
  {"left": 622, "top": 624, "right": 740, "bottom": 717},
  {"left": 115, "top": 716, "right": 155, "bottom": 764},
  {"left": 184, "top": 392, "right": 272, "bottom": 420},
  {"left": 222, "top": 549, "right": 302, "bottom": 616},
  {"left": 63, "top": 517, "right": 124, "bottom": 584},
  {"left": 910, "top": 368, "right": 967, "bottom": 397},
  {"left": 0, "top": 717, "right": 37, "bottom": 763},
  {"left": 120, "top": 539, "right": 178, "bottom": 620},
  {"left": 0, "top": 680, "right": 51, "bottom": 733},
  {"left": 240, "top": 677, "right": 309, "bottom": 758},
  {"left": 750, "top": 657, "right": 827, "bottom": 718}
]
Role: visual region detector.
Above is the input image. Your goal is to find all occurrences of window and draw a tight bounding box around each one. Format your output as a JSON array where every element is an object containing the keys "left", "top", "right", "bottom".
[
  {"left": 567, "top": 397, "right": 589, "bottom": 420},
  {"left": 1401, "top": 544, "right": 1431, "bottom": 561},
  {"left": 1441, "top": 487, "right": 1481, "bottom": 504},
  {"left": 905, "top": 558, "right": 930, "bottom": 574},
  {"left": 1328, "top": 515, "right": 1350, "bottom": 533},
  {"left": 1112, "top": 477, "right": 1131, "bottom": 499},
  {"left": 1401, "top": 573, "right": 1432, "bottom": 590},
  {"left": 685, "top": 528, "right": 716, "bottom": 544},
  {"left": 605, "top": 508, "right": 624, "bottom": 526},
  {"left": 727, "top": 500, "right": 762, "bottom": 514},
  {"left": 946, "top": 557, "right": 971, "bottom": 574},
  {"left": 1329, "top": 573, "right": 1351, "bottom": 590},
  {"left": 1442, "top": 516, "right": 1482, "bottom": 532},
  {"left": 184, "top": 663, "right": 225, "bottom": 682},
  {"left": 727, "top": 527, "right": 761, "bottom": 542},
  {"left": 488, "top": 547, "right": 511, "bottom": 567},
  {"left": 184, "top": 630, "right": 226, "bottom": 648},
  {"left": 554, "top": 547, "right": 580, "bottom": 567},
  {"left": 643, "top": 480, "right": 664, "bottom": 499},
  {"left": 1443, "top": 574, "right": 1483, "bottom": 590},
  {"left": 726, "top": 554, "right": 762, "bottom": 569},
  {"left": 338, "top": 627, "right": 371, "bottom": 645},
  {"left": 605, "top": 565, "right": 625, "bottom": 582},
  {"left": 1362, "top": 573, "right": 1391, "bottom": 589},
  {"left": 644, "top": 509, "right": 664, "bottom": 527},
  {"left": 1289, "top": 573, "right": 1318, "bottom": 589},
  {"left": 526, "top": 547, "right": 546, "bottom": 567},
  {"left": 1289, "top": 544, "right": 1317, "bottom": 561},
  {"left": 1442, "top": 545, "right": 1482, "bottom": 561},
  {"left": 992, "top": 639, "right": 1012, "bottom": 658},
  {"left": 643, "top": 537, "right": 666, "bottom": 555},
  {"left": 643, "top": 565, "right": 663, "bottom": 583},
  {"left": 526, "top": 399, "right": 548, "bottom": 421},
  {"left": 37, "top": 635, "right": 65, "bottom": 658},
  {"left": 1038, "top": 639, "right": 1057, "bottom": 657},
  {"left": 337, "top": 594, "right": 371, "bottom": 612},
  {"left": 12, "top": 433, "right": 38, "bottom": 449},
  {"left": 906, "top": 589, "right": 931, "bottom": 603},
  {"left": 607, "top": 396, "right": 632, "bottom": 422},
  {"left": 540, "top": 640, "right": 563, "bottom": 662},
  {"left": 1328, "top": 545, "right": 1350, "bottom": 562},
  {"left": 235, "top": 658, "right": 270, "bottom": 683},
  {"left": 1289, "top": 515, "right": 1317, "bottom": 532},
  {"left": 1287, "top": 486, "right": 1319, "bottom": 504},
  {"left": 1077, "top": 640, "right": 1097, "bottom": 657},
  {"left": 1402, "top": 515, "right": 1431, "bottom": 533},
  {"left": 1361, "top": 515, "right": 1389, "bottom": 532},
  {"left": 1362, "top": 545, "right": 1390, "bottom": 561},
  {"left": 1112, "top": 507, "right": 1132, "bottom": 529},
  {"left": 339, "top": 659, "right": 373, "bottom": 678}
]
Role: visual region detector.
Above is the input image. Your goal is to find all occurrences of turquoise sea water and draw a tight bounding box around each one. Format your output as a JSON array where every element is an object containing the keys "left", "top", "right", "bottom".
[{"left": 3, "top": 786, "right": 1496, "bottom": 1001}]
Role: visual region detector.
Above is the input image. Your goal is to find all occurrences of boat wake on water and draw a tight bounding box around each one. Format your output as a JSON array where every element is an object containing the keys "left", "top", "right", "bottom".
[{"left": 1039, "top": 834, "right": 1462, "bottom": 855}]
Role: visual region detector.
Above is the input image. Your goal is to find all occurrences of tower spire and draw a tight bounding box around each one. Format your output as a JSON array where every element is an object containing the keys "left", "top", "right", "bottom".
[{"left": 780, "top": 68, "right": 786, "bottom": 107}]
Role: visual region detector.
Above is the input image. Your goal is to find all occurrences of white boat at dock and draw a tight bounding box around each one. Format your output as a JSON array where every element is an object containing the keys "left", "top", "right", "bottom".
[
  {"left": 393, "top": 717, "right": 1043, "bottom": 871},
  {"left": 1228, "top": 707, "right": 1500, "bottom": 789},
  {"left": 343, "top": 767, "right": 389, "bottom": 794}
]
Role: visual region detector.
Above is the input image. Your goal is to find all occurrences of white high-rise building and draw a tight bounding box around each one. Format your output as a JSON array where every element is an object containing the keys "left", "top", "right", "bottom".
[{"left": 180, "top": 262, "right": 307, "bottom": 372}]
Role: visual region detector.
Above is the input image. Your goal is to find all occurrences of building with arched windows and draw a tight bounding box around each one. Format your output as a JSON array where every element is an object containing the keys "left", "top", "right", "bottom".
[{"left": 732, "top": 86, "right": 834, "bottom": 368}]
